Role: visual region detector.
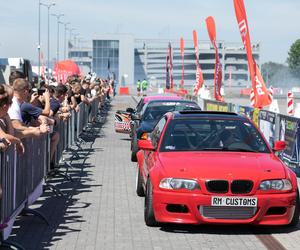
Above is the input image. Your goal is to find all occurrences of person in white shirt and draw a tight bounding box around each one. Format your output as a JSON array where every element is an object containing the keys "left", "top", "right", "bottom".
[{"left": 8, "top": 78, "right": 49, "bottom": 138}]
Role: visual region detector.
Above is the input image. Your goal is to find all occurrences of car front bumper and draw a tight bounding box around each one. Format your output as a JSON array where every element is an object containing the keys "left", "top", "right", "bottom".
[{"left": 153, "top": 189, "right": 297, "bottom": 225}]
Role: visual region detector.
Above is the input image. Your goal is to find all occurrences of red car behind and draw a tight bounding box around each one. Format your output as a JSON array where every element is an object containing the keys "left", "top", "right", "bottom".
[{"left": 136, "top": 111, "right": 299, "bottom": 227}]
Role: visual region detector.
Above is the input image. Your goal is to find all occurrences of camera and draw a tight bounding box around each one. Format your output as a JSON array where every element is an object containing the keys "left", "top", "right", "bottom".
[{"left": 38, "top": 89, "right": 46, "bottom": 95}]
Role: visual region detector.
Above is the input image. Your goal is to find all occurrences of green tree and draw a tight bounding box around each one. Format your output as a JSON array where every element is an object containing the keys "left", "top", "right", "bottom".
[
  {"left": 261, "top": 62, "right": 289, "bottom": 86},
  {"left": 287, "top": 39, "right": 300, "bottom": 77}
]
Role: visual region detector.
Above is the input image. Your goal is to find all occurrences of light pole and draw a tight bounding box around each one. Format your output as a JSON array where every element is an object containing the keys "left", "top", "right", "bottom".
[
  {"left": 52, "top": 13, "right": 64, "bottom": 63},
  {"left": 78, "top": 37, "right": 84, "bottom": 71},
  {"left": 40, "top": 2, "right": 55, "bottom": 83},
  {"left": 63, "top": 22, "right": 70, "bottom": 60},
  {"left": 73, "top": 33, "right": 80, "bottom": 48},
  {"left": 69, "top": 28, "right": 76, "bottom": 46}
]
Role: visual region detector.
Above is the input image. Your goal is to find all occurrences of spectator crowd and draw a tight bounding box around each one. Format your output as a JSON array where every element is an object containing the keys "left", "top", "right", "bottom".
[{"left": 0, "top": 72, "right": 115, "bottom": 193}]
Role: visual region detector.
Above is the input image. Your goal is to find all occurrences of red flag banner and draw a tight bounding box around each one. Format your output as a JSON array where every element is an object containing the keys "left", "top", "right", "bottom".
[
  {"left": 165, "top": 43, "right": 174, "bottom": 89},
  {"left": 205, "top": 16, "right": 223, "bottom": 102},
  {"left": 233, "top": 0, "right": 271, "bottom": 108},
  {"left": 193, "top": 30, "right": 204, "bottom": 95},
  {"left": 180, "top": 37, "right": 185, "bottom": 88},
  {"left": 168, "top": 42, "right": 174, "bottom": 89}
]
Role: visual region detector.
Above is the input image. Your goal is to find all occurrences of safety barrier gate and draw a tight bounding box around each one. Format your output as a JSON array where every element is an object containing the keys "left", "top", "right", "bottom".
[{"left": 0, "top": 100, "right": 100, "bottom": 243}]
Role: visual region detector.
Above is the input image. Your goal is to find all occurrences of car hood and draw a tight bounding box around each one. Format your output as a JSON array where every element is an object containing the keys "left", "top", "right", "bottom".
[{"left": 158, "top": 152, "right": 286, "bottom": 180}]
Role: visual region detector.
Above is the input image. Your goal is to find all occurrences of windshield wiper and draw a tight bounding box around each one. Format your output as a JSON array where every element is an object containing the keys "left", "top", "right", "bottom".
[
  {"left": 198, "top": 147, "right": 227, "bottom": 151},
  {"left": 198, "top": 147, "right": 259, "bottom": 153},
  {"left": 224, "top": 147, "right": 260, "bottom": 153}
]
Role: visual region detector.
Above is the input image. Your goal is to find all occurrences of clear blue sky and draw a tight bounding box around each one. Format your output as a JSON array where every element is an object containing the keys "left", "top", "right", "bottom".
[{"left": 0, "top": 0, "right": 299, "bottom": 64}]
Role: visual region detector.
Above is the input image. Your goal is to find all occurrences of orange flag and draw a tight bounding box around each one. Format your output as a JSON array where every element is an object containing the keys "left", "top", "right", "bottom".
[
  {"left": 233, "top": 0, "right": 271, "bottom": 108},
  {"left": 192, "top": 30, "right": 204, "bottom": 95},
  {"left": 205, "top": 16, "right": 223, "bottom": 102},
  {"left": 180, "top": 37, "right": 185, "bottom": 88}
]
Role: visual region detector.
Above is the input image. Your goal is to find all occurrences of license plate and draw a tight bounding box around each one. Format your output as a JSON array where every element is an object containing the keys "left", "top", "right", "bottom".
[{"left": 211, "top": 196, "right": 257, "bottom": 207}]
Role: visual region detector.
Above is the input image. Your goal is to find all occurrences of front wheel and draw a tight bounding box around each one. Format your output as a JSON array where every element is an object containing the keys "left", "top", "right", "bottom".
[
  {"left": 131, "top": 151, "right": 137, "bottom": 162},
  {"left": 144, "top": 178, "right": 158, "bottom": 227},
  {"left": 131, "top": 136, "right": 138, "bottom": 162},
  {"left": 136, "top": 167, "right": 145, "bottom": 197},
  {"left": 289, "top": 191, "right": 300, "bottom": 227}
]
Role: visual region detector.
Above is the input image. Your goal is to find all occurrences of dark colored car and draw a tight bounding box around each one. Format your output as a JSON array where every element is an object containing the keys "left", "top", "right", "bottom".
[{"left": 130, "top": 100, "right": 201, "bottom": 161}]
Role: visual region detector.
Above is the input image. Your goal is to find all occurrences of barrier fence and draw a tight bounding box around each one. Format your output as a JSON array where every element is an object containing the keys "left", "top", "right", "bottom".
[{"left": 0, "top": 100, "right": 100, "bottom": 243}]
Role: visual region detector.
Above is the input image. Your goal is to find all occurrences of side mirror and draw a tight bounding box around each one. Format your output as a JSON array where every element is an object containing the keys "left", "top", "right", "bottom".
[
  {"left": 126, "top": 108, "right": 135, "bottom": 113},
  {"left": 138, "top": 139, "right": 155, "bottom": 151},
  {"left": 273, "top": 140, "right": 286, "bottom": 152}
]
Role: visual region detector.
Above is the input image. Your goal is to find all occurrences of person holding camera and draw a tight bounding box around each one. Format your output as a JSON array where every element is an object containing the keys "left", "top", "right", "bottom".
[{"left": 8, "top": 78, "right": 50, "bottom": 138}]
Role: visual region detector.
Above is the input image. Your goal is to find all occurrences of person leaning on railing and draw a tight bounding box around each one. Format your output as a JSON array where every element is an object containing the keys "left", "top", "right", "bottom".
[
  {"left": 0, "top": 84, "right": 25, "bottom": 153},
  {"left": 7, "top": 78, "right": 49, "bottom": 138},
  {"left": 54, "top": 85, "right": 72, "bottom": 121}
]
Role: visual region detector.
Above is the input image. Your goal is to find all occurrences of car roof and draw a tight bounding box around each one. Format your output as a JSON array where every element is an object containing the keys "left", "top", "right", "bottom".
[
  {"left": 145, "top": 99, "right": 199, "bottom": 107},
  {"left": 143, "top": 95, "right": 182, "bottom": 103},
  {"left": 171, "top": 110, "right": 247, "bottom": 120}
]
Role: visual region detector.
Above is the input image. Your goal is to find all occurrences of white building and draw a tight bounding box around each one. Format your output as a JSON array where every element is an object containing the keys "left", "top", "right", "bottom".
[{"left": 68, "top": 34, "right": 260, "bottom": 87}]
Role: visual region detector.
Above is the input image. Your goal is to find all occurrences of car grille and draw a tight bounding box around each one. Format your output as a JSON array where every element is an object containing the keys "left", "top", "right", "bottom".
[
  {"left": 231, "top": 180, "right": 253, "bottom": 194},
  {"left": 205, "top": 180, "right": 254, "bottom": 194},
  {"left": 206, "top": 180, "right": 228, "bottom": 193},
  {"left": 200, "top": 206, "right": 256, "bottom": 219}
]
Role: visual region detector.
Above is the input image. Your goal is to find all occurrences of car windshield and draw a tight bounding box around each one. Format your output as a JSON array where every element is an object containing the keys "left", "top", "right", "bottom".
[
  {"left": 160, "top": 118, "right": 270, "bottom": 153},
  {"left": 142, "top": 102, "right": 200, "bottom": 121}
]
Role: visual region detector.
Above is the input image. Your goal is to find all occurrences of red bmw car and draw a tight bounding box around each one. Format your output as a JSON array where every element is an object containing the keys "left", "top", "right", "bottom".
[{"left": 136, "top": 111, "right": 299, "bottom": 227}]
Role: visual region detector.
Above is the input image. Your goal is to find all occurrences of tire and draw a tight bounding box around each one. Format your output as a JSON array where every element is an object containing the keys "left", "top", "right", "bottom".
[
  {"left": 289, "top": 191, "right": 300, "bottom": 227},
  {"left": 136, "top": 167, "right": 145, "bottom": 197},
  {"left": 144, "top": 178, "right": 158, "bottom": 227},
  {"left": 131, "top": 136, "right": 138, "bottom": 162},
  {"left": 131, "top": 151, "right": 137, "bottom": 162}
]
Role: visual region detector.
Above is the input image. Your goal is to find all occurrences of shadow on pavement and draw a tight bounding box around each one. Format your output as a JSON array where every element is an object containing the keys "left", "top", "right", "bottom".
[
  {"left": 7, "top": 105, "right": 111, "bottom": 250},
  {"left": 159, "top": 222, "right": 300, "bottom": 235}
]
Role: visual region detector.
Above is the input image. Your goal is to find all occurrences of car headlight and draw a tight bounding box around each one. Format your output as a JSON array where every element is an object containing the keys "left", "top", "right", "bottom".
[
  {"left": 259, "top": 179, "right": 292, "bottom": 191},
  {"left": 159, "top": 178, "right": 200, "bottom": 190}
]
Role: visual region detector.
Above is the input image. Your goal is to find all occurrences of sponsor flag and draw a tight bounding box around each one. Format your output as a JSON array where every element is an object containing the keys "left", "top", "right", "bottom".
[
  {"left": 205, "top": 16, "right": 223, "bottom": 102},
  {"left": 168, "top": 42, "right": 174, "bottom": 89},
  {"left": 180, "top": 37, "right": 185, "bottom": 88},
  {"left": 165, "top": 42, "right": 174, "bottom": 89},
  {"left": 193, "top": 30, "right": 204, "bottom": 95},
  {"left": 233, "top": 0, "right": 271, "bottom": 108},
  {"left": 166, "top": 51, "right": 170, "bottom": 89}
]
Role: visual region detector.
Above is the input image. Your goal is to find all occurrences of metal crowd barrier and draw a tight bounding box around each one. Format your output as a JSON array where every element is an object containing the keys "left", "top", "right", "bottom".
[
  {"left": 0, "top": 100, "right": 100, "bottom": 243},
  {"left": 0, "top": 135, "right": 48, "bottom": 240}
]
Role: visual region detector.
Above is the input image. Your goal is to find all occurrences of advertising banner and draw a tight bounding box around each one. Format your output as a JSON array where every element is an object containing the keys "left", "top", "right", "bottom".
[
  {"left": 251, "top": 108, "right": 260, "bottom": 127},
  {"left": 180, "top": 37, "right": 185, "bottom": 88},
  {"left": 233, "top": 0, "right": 271, "bottom": 108},
  {"left": 259, "top": 110, "right": 275, "bottom": 148},
  {"left": 236, "top": 105, "right": 253, "bottom": 118},
  {"left": 279, "top": 115, "right": 300, "bottom": 175},
  {"left": 205, "top": 100, "right": 229, "bottom": 112},
  {"left": 205, "top": 16, "right": 223, "bottom": 102},
  {"left": 192, "top": 30, "right": 204, "bottom": 95}
]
